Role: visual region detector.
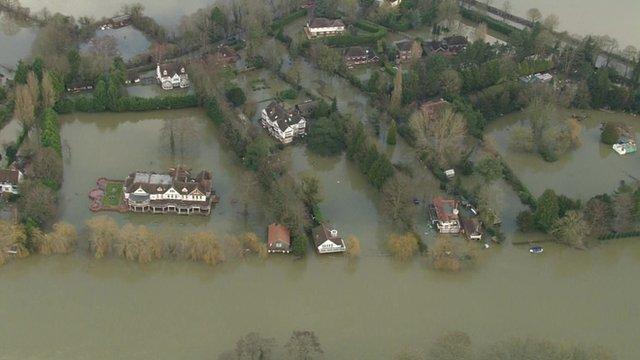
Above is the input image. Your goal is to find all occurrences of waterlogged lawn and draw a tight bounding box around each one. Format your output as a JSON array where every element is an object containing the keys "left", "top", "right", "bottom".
[{"left": 102, "top": 181, "right": 123, "bottom": 207}]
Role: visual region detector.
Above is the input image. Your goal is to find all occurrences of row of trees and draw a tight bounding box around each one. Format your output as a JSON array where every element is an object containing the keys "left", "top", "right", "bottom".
[
  {"left": 216, "top": 329, "right": 612, "bottom": 360},
  {"left": 517, "top": 181, "right": 640, "bottom": 248}
]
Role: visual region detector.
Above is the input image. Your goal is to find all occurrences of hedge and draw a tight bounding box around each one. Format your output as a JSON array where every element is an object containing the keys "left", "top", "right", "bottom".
[
  {"left": 55, "top": 94, "right": 198, "bottom": 114},
  {"left": 325, "top": 20, "right": 387, "bottom": 47},
  {"left": 0, "top": 100, "right": 15, "bottom": 128},
  {"left": 460, "top": 8, "right": 520, "bottom": 38},
  {"left": 40, "top": 108, "right": 62, "bottom": 154}
]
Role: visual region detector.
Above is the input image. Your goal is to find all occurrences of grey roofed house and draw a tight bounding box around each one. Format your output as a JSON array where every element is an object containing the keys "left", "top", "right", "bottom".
[
  {"left": 308, "top": 17, "right": 345, "bottom": 29},
  {"left": 263, "top": 102, "right": 305, "bottom": 132},
  {"left": 124, "top": 169, "right": 212, "bottom": 196}
]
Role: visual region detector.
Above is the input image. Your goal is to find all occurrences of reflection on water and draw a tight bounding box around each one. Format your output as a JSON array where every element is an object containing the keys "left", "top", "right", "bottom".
[
  {"left": 487, "top": 108, "right": 640, "bottom": 200},
  {"left": 81, "top": 26, "right": 151, "bottom": 62},
  {"left": 59, "top": 109, "right": 266, "bottom": 234},
  {"left": 0, "top": 17, "right": 36, "bottom": 67},
  {"left": 1, "top": 238, "right": 640, "bottom": 359}
]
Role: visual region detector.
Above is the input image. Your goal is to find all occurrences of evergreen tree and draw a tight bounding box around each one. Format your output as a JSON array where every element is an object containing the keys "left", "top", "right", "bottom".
[
  {"left": 387, "top": 120, "right": 397, "bottom": 145},
  {"left": 535, "top": 189, "right": 560, "bottom": 232}
]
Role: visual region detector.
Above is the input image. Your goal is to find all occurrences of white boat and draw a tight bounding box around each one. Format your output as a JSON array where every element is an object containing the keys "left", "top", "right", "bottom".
[{"left": 529, "top": 246, "right": 543, "bottom": 254}]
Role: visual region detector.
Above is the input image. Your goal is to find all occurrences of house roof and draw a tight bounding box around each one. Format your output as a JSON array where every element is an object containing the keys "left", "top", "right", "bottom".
[
  {"left": 420, "top": 99, "right": 449, "bottom": 118},
  {"left": 444, "top": 35, "right": 468, "bottom": 46},
  {"left": 308, "top": 17, "right": 345, "bottom": 29},
  {"left": 395, "top": 40, "right": 414, "bottom": 52},
  {"left": 312, "top": 224, "right": 344, "bottom": 247},
  {"left": 268, "top": 224, "right": 291, "bottom": 249},
  {"left": 460, "top": 216, "right": 481, "bottom": 235},
  {"left": 344, "top": 46, "right": 372, "bottom": 58},
  {"left": 264, "top": 102, "right": 305, "bottom": 132},
  {"left": 216, "top": 45, "right": 239, "bottom": 62},
  {"left": 432, "top": 197, "right": 459, "bottom": 222},
  {"left": 0, "top": 169, "right": 20, "bottom": 184},
  {"left": 158, "top": 62, "right": 187, "bottom": 77},
  {"left": 124, "top": 168, "right": 212, "bottom": 195}
]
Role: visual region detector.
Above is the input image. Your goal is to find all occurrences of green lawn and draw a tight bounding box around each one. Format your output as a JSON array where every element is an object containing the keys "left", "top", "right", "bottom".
[{"left": 102, "top": 182, "right": 123, "bottom": 207}]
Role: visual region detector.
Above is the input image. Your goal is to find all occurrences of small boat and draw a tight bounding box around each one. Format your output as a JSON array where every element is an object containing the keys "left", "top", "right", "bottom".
[
  {"left": 612, "top": 140, "right": 637, "bottom": 155},
  {"left": 529, "top": 246, "right": 543, "bottom": 254}
]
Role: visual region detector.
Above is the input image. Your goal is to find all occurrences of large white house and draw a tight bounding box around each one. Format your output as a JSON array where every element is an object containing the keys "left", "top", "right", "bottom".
[
  {"left": 312, "top": 224, "right": 346, "bottom": 254},
  {"left": 304, "top": 17, "right": 346, "bottom": 39},
  {"left": 123, "top": 167, "right": 215, "bottom": 215},
  {"left": 0, "top": 168, "right": 23, "bottom": 195},
  {"left": 156, "top": 63, "right": 189, "bottom": 90},
  {"left": 261, "top": 102, "right": 306, "bottom": 144}
]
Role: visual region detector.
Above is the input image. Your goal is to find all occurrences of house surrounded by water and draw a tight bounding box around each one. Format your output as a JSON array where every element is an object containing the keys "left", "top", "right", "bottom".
[
  {"left": 261, "top": 101, "right": 307, "bottom": 144},
  {"left": 267, "top": 224, "right": 291, "bottom": 253},
  {"left": 312, "top": 224, "right": 346, "bottom": 254},
  {"left": 123, "top": 167, "right": 216, "bottom": 215},
  {"left": 156, "top": 63, "right": 190, "bottom": 90},
  {"left": 430, "top": 197, "right": 461, "bottom": 234}
]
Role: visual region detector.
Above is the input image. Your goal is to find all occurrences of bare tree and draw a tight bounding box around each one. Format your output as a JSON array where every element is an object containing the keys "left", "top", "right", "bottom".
[
  {"left": 0, "top": 221, "right": 28, "bottom": 265},
  {"left": 542, "top": 14, "right": 559, "bottom": 31},
  {"left": 284, "top": 330, "right": 323, "bottom": 360},
  {"left": 15, "top": 84, "right": 35, "bottom": 128},
  {"left": 526, "top": 8, "right": 542, "bottom": 23},
  {"left": 475, "top": 22, "right": 488, "bottom": 42},
  {"left": 160, "top": 118, "right": 199, "bottom": 163},
  {"left": 387, "top": 233, "right": 419, "bottom": 261},
  {"left": 438, "top": 0, "right": 460, "bottom": 29},
  {"left": 179, "top": 231, "right": 225, "bottom": 266},
  {"left": 381, "top": 173, "right": 416, "bottom": 231},
  {"left": 85, "top": 215, "right": 119, "bottom": 258},
  {"left": 410, "top": 107, "right": 467, "bottom": 169},
  {"left": 345, "top": 235, "right": 361, "bottom": 258}
]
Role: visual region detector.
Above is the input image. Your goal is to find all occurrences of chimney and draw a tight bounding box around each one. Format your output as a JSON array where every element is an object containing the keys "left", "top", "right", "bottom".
[{"left": 330, "top": 229, "right": 338, "bottom": 237}]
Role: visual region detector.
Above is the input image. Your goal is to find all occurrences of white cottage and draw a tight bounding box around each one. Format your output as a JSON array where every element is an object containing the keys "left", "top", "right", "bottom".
[
  {"left": 261, "top": 102, "right": 306, "bottom": 144},
  {"left": 312, "top": 224, "right": 346, "bottom": 254},
  {"left": 156, "top": 63, "right": 189, "bottom": 90},
  {"left": 0, "top": 168, "right": 23, "bottom": 195}
]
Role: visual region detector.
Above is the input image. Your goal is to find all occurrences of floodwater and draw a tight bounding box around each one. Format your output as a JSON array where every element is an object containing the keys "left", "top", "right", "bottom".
[
  {"left": 81, "top": 26, "right": 151, "bottom": 62},
  {"left": 20, "top": 0, "right": 212, "bottom": 29},
  {"left": 508, "top": 0, "right": 640, "bottom": 48},
  {"left": 1, "top": 235, "right": 640, "bottom": 359},
  {"left": 486, "top": 108, "right": 640, "bottom": 200},
  {"left": 57, "top": 109, "right": 266, "bottom": 233},
  {"left": 0, "top": 14, "right": 37, "bottom": 68}
]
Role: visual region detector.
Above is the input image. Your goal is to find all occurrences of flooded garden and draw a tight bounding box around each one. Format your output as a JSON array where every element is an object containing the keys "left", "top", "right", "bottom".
[{"left": 486, "top": 108, "right": 640, "bottom": 200}]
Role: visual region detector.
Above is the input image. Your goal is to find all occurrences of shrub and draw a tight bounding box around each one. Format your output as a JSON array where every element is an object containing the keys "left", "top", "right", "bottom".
[
  {"left": 278, "top": 88, "right": 298, "bottom": 100},
  {"left": 225, "top": 87, "right": 246, "bottom": 107}
]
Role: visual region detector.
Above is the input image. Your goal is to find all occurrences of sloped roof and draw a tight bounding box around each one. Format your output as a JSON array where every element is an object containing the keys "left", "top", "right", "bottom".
[
  {"left": 308, "top": 17, "right": 345, "bottom": 29},
  {"left": 0, "top": 169, "right": 20, "bottom": 184},
  {"left": 124, "top": 169, "right": 212, "bottom": 195},
  {"left": 432, "top": 197, "right": 459, "bottom": 222},
  {"left": 268, "top": 224, "right": 291, "bottom": 249},
  {"left": 158, "top": 62, "right": 187, "bottom": 77},
  {"left": 264, "top": 102, "right": 305, "bottom": 132},
  {"left": 312, "top": 224, "right": 344, "bottom": 247},
  {"left": 395, "top": 40, "right": 414, "bottom": 52}
]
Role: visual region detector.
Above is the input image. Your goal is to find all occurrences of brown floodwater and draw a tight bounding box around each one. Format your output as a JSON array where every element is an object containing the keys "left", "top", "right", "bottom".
[
  {"left": 486, "top": 108, "right": 640, "bottom": 200},
  {"left": 1, "top": 108, "right": 639, "bottom": 359}
]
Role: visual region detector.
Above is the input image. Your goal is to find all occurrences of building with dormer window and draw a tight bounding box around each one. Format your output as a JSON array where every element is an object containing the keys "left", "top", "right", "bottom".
[
  {"left": 123, "top": 167, "right": 216, "bottom": 215},
  {"left": 156, "top": 63, "right": 189, "bottom": 90},
  {"left": 261, "top": 101, "right": 307, "bottom": 144}
]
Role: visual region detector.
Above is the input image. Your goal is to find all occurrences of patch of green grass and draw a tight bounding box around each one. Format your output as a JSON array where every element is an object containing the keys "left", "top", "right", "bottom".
[{"left": 102, "top": 182, "right": 123, "bottom": 207}]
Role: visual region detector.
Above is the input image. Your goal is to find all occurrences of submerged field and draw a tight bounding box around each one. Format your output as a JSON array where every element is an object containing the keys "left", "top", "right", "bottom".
[{"left": 486, "top": 108, "right": 640, "bottom": 200}]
